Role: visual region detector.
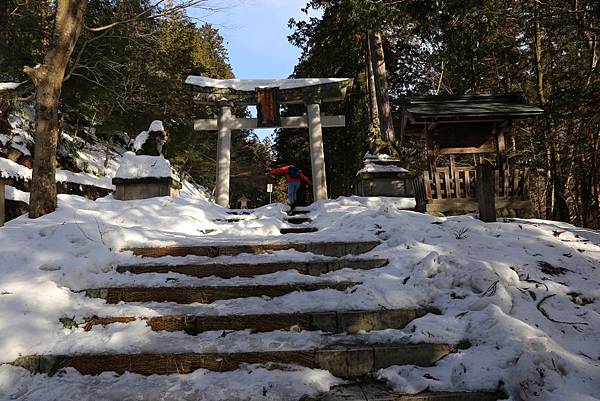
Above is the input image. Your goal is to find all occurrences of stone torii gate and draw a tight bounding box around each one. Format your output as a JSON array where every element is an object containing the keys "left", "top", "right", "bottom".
[{"left": 186, "top": 76, "right": 352, "bottom": 207}]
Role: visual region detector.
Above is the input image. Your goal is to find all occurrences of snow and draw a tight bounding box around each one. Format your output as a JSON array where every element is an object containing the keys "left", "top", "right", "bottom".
[
  {"left": 186, "top": 76, "right": 349, "bottom": 91},
  {"left": 357, "top": 153, "right": 409, "bottom": 174},
  {"left": 364, "top": 152, "right": 398, "bottom": 161},
  {"left": 0, "top": 82, "right": 23, "bottom": 91},
  {"left": 4, "top": 185, "right": 29, "bottom": 203},
  {"left": 0, "top": 157, "right": 30, "bottom": 180},
  {"left": 132, "top": 131, "right": 149, "bottom": 151},
  {"left": 0, "top": 157, "right": 114, "bottom": 190},
  {"left": 149, "top": 120, "right": 164, "bottom": 132},
  {"left": 0, "top": 194, "right": 599, "bottom": 400},
  {"left": 114, "top": 151, "right": 174, "bottom": 179},
  {"left": 132, "top": 120, "right": 164, "bottom": 152},
  {"left": 357, "top": 162, "right": 409, "bottom": 174}
]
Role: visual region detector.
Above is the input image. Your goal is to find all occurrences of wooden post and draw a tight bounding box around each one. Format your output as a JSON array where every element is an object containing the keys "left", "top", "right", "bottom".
[
  {"left": 476, "top": 162, "right": 496, "bottom": 222},
  {"left": 215, "top": 102, "right": 232, "bottom": 208},
  {"left": 0, "top": 179, "right": 5, "bottom": 227},
  {"left": 307, "top": 102, "right": 328, "bottom": 200}
]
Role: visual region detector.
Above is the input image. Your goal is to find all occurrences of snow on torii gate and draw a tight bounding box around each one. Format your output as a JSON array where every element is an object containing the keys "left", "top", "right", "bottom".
[{"left": 186, "top": 76, "right": 352, "bottom": 208}]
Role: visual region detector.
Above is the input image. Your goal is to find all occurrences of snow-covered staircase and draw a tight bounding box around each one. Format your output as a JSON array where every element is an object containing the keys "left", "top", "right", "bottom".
[{"left": 11, "top": 219, "right": 507, "bottom": 400}]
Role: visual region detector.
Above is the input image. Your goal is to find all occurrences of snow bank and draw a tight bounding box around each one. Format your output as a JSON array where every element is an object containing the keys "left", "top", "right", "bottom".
[
  {"left": 4, "top": 185, "right": 29, "bottom": 203},
  {"left": 0, "top": 157, "right": 30, "bottom": 180},
  {"left": 0, "top": 194, "right": 599, "bottom": 401},
  {"left": 0, "top": 157, "right": 114, "bottom": 189},
  {"left": 186, "top": 76, "right": 349, "bottom": 91},
  {"left": 0, "top": 82, "right": 23, "bottom": 91},
  {"left": 114, "top": 151, "right": 174, "bottom": 179}
]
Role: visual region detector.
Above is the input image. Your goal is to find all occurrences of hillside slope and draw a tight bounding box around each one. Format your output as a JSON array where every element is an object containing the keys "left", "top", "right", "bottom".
[{"left": 0, "top": 196, "right": 598, "bottom": 401}]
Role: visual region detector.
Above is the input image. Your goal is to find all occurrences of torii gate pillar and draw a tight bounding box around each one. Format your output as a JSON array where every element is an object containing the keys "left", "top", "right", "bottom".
[
  {"left": 307, "top": 102, "right": 328, "bottom": 200},
  {"left": 215, "top": 102, "right": 233, "bottom": 207}
]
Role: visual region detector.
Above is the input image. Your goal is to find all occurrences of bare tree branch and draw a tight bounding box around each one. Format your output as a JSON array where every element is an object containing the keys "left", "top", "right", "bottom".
[{"left": 85, "top": 0, "right": 220, "bottom": 32}]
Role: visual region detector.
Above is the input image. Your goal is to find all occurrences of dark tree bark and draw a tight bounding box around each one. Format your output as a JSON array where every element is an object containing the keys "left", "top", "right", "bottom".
[
  {"left": 365, "top": 32, "right": 380, "bottom": 152},
  {"left": 24, "top": 0, "right": 87, "bottom": 218},
  {"left": 532, "top": 10, "right": 570, "bottom": 222},
  {"left": 368, "top": 30, "right": 397, "bottom": 148},
  {"left": 0, "top": 1, "right": 8, "bottom": 30}
]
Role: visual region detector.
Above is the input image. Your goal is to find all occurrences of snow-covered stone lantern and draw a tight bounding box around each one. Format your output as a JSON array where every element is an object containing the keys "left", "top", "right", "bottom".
[{"left": 112, "top": 121, "right": 181, "bottom": 200}]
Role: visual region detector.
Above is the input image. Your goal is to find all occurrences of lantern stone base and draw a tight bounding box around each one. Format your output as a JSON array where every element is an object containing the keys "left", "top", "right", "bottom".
[
  {"left": 353, "top": 171, "right": 415, "bottom": 197},
  {"left": 112, "top": 177, "right": 181, "bottom": 201}
]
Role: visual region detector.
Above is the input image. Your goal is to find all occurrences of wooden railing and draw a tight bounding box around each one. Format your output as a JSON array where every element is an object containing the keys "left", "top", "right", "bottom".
[{"left": 413, "top": 167, "right": 529, "bottom": 208}]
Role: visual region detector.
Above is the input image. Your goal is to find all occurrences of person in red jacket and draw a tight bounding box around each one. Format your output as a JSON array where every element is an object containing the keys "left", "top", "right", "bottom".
[{"left": 267, "top": 165, "right": 311, "bottom": 209}]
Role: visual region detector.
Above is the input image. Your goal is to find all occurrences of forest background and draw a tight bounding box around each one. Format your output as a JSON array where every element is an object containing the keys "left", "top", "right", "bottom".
[{"left": 1, "top": 0, "right": 599, "bottom": 228}]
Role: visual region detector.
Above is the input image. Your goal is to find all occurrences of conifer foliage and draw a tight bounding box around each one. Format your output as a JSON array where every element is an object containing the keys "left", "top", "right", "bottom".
[
  {"left": 1, "top": 1, "right": 273, "bottom": 214},
  {"left": 284, "top": 0, "right": 600, "bottom": 227}
]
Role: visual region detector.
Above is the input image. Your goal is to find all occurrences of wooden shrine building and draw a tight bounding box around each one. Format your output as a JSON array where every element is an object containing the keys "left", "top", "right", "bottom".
[
  {"left": 400, "top": 93, "right": 543, "bottom": 214},
  {"left": 186, "top": 76, "right": 352, "bottom": 207}
]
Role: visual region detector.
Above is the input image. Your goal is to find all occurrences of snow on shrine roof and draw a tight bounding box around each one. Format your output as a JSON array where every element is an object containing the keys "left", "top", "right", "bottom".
[
  {"left": 185, "top": 76, "right": 350, "bottom": 91},
  {"left": 401, "top": 93, "right": 544, "bottom": 120}
]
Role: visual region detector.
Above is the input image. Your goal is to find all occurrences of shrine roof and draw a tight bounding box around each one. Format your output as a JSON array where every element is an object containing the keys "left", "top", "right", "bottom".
[{"left": 401, "top": 93, "right": 544, "bottom": 121}]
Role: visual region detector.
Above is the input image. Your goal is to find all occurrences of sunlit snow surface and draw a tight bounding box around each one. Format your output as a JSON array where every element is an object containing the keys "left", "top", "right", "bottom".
[{"left": 0, "top": 194, "right": 598, "bottom": 401}]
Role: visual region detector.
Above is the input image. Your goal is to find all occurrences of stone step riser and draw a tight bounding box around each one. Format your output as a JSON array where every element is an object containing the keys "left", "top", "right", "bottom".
[
  {"left": 317, "top": 382, "right": 506, "bottom": 401},
  {"left": 116, "top": 258, "right": 389, "bottom": 278},
  {"left": 280, "top": 227, "right": 319, "bottom": 234},
  {"left": 13, "top": 343, "right": 455, "bottom": 377},
  {"left": 285, "top": 217, "right": 312, "bottom": 224},
  {"left": 125, "top": 241, "right": 380, "bottom": 258},
  {"left": 84, "top": 282, "right": 358, "bottom": 304},
  {"left": 287, "top": 209, "right": 310, "bottom": 216},
  {"left": 80, "top": 309, "right": 434, "bottom": 335}
]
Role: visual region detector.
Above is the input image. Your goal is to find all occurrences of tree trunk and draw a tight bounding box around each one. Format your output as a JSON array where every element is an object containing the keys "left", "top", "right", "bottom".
[
  {"left": 532, "top": 9, "right": 569, "bottom": 222},
  {"left": 25, "top": 0, "right": 87, "bottom": 218},
  {"left": 365, "top": 32, "right": 380, "bottom": 153},
  {"left": 0, "top": 1, "right": 8, "bottom": 31},
  {"left": 368, "top": 30, "right": 397, "bottom": 148}
]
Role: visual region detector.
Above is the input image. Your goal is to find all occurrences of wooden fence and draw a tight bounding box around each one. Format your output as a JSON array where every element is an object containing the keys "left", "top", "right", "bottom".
[{"left": 414, "top": 167, "right": 529, "bottom": 212}]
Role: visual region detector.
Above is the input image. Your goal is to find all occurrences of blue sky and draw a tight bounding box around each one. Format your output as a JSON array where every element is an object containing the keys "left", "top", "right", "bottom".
[
  {"left": 195, "top": 0, "right": 318, "bottom": 79},
  {"left": 191, "top": 0, "right": 321, "bottom": 139}
]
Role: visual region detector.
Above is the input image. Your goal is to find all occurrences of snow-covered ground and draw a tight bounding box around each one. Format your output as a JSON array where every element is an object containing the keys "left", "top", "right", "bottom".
[{"left": 0, "top": 194, "right": 598, "bottom": 401}]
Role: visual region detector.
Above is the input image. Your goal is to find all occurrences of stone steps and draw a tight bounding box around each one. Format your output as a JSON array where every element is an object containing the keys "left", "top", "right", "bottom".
[
  {"left": 280, "top": 226, "right": 319, "bottom": 234},
  {"left": 288, "top": 209, "right": 311, "bottom": 216},
  {"left": 20, "top": 226, "right": 499, "bottom": 398},
  {"left": 79, "top": 308, "right": 434, "bottom": 335},
  {"left": 285, "top": 216, "right": 312, "bottom": 224},
  {"left": 315, "top": 382, "right": 506, "bottom": 401},
  {"left": 13, "top": 343, "right": 458, "bottom": 377},
  {"left": 125, "top": 240, "right": 380, "bottom": 258},
  {"left": 83, "top": 281, "right": 358, "bottom": 304},
  {"left": 116, "top": 257, "right": 389, "bottom": 278}
]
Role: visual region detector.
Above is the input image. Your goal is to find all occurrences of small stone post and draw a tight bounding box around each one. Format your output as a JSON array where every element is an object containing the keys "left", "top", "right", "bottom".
[
  {"left": 476, "top": 162, "right": 496, "bottom": 222},
  {"left": 0, "top": 179, "right": 5, "bottom": 227},
  {"left": 307, "top": 102, "right": 328, "bottom": 200},
  {"left": 215, "top": 102, "right": 233, "bottom": 208}
]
